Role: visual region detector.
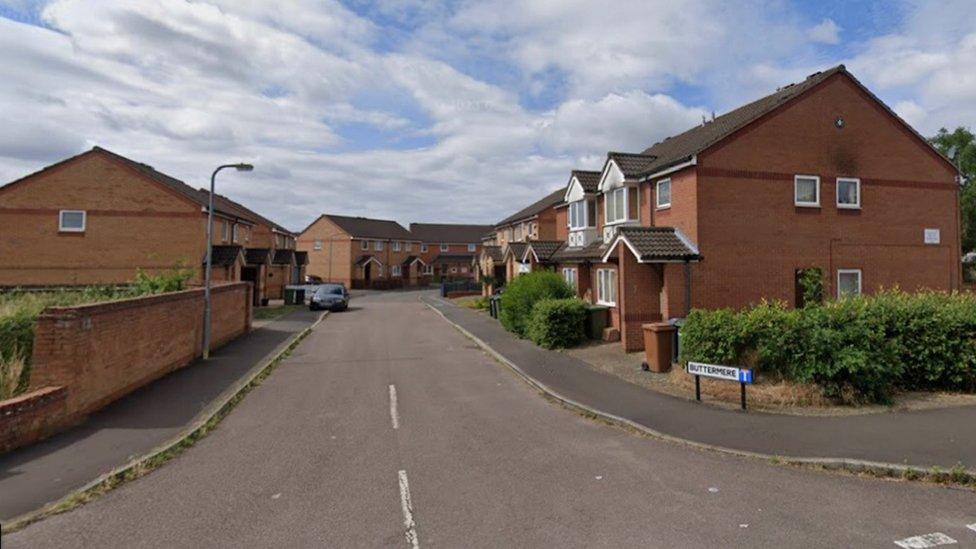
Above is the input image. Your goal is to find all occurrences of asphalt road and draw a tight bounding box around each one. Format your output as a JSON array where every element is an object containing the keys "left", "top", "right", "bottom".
[{"left": 7, "top": 291, "right": 975, "bottom": 548}]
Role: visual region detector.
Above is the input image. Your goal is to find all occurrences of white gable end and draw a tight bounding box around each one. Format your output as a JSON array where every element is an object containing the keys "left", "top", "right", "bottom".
[
  {"left": 564, "top": 177, "right": 586, "bottom": 202},
  {"left": 598, "top": 160, "right": 626, "bottom": 192}
]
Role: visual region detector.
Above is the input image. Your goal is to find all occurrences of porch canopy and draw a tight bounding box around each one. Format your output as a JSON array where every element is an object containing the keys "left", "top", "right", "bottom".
[{"left": 602, "top": 226, "right": 701, "bottom": 263}]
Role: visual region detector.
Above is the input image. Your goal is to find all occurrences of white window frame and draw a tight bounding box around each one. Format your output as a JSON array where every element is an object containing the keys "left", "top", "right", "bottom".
[
  {"left": 361, "top": 240, "right": 369, "bottom": 251},
  {"left": 837, "top": 269, "right": 862, "bottom": 299},
  {"left": 375, "top": 240, "right": 384, "bottom": 251},
  {"left": 392, "top": 265, "right": 401, "bottom": 277},
  {"left": 794, "top": 175, "right": 821, "bottom": 207},
  {"left": 836, "top": 177, "right": 861, "bottom": 209},
  {"left": 232, "top": 224, "right": 239, "bottom": 243},
  {"left": 423, "top": 264, "right": 433, "bottom": 275},
  {"left": 421, "top": 243, "right": 428, "bottom": 253},
  {"left": 597, "top": 268, "right": 617, "bottom": 306},
  {"left": 656, "top": 178, "right": 672, "bottom": 209},
  {"left": 604, "top": 187, "right": 634, "bottom": 225},
  {"left": 313, "top": 239, "right": 323, "bottom": 251},
  {"left": 405, "top": 242, "right": 412, "bottom": 252},
  {"left": 467, "top": 243, "right": 476, "bottom": 252},
  {"left": 393, "top": 241, "right": 401, "bottom": 251},
  {"left": 569, "top": 200, "right": 593, "bottom": 230},
  {"left": 562, "top": 267, "right": 578, "bottom": 290},
  {"left": 440, "top": 243, "right": 449, "bottom": 252},
  {"left": 221, "top": 220, "right": 229, "bottom": 242},
  {"left": 58, "top": 210, "right": 86, "bottom": 232}
]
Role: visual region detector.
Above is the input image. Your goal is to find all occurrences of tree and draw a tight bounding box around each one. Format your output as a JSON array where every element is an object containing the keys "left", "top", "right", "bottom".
[{"left": 929, "top": 127, "right": 976, "bottom": 253}]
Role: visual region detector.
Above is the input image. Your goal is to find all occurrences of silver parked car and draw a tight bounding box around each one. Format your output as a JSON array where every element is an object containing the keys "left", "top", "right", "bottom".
[{"left": 309, "top": 284, "right": 349, "bottom": 312}]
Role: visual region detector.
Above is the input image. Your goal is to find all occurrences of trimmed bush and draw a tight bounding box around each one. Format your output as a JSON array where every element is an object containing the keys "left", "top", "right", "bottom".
[
  {"left": 498, "top": 271, "right": 574, "bottom": 337},
  {"left": 680, "top": 291, "right": 976, "bottom": 404},
  {"left": 527, "top": 298, "right": 587, "bottom": 349}
]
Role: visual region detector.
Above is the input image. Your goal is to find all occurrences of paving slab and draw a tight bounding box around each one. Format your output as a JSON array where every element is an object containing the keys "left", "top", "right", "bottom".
[{"left": 425, "top": 296, "right": 976, "bottom": 472}]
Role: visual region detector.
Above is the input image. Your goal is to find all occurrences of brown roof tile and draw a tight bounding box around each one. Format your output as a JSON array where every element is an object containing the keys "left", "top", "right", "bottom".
[
  {"left": 614, "top": 227, "right": 700, "bottom": 262},
  {"left": 316, "top": 214, "right": 415, "bottom": 241},
  {"left": 524, "top": 240, "right": 565, "bottom": 262},
  {"left": 570, "top": 170, "right": 602, "bottom": 193},
  {"left": 409, "top": 223, "right": 494, "bottom": 243},
  {"left": 496, "top": 188, "right": 565, "bottom": 227}
]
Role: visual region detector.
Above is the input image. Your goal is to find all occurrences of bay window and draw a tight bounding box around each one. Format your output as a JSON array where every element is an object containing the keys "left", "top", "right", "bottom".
[{"left": 605, "top": 186, "right": 638, "bottom": 224}]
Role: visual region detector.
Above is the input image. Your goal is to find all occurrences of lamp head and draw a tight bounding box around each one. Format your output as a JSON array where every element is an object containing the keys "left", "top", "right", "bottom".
[{"left": 235, "top": 163, "right": 254, "bottom": 172}]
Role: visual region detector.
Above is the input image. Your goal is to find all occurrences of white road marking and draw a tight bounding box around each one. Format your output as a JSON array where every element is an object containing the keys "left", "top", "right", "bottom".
[
  {"left": 389, "top": 384, "right": 400, "bottom": 430},
  {"left": 894, "top": 533, "right": 957, "bottom": 548},
  {"left": 398, "top": 470, "right": 420, "bottom": 549}
]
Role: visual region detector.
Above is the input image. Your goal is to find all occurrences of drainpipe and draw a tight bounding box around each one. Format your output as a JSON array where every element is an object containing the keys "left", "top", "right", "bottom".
[{"left": 684, "top": 260, "right": 692, "bottom": 316}]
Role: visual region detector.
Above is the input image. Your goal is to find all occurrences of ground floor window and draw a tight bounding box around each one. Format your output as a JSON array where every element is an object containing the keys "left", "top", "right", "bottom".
[
  {"left": 423, "top": 264, "right": 433, "bottom": 275},
  {"left": 392, "top": 265, "right": 401, "bottom": 277},
  {"left": 517, "top": 262, "right": 530, "bottom": 274},
  {"left": 597, "top": 268, "right": 616, "bottom": 305},
  {"left": 837, "top": 269, "right": 861, "bottom": 298},
  {"left": 562, "top": 267, "right": 577, "bottom": 290}
]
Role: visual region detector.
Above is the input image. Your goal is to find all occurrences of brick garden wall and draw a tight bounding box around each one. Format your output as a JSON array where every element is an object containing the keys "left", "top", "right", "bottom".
[{"left": 0, "top": 282, "right": 251, "bottom": 453}]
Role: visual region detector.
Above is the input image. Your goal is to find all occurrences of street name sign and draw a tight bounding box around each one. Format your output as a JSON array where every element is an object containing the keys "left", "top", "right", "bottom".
[
  {"left": 686, "top": 362, "right": 753, "bottom": 384},
  {"left": 686, "top": 361, "right": 753, "bottom": 410}
]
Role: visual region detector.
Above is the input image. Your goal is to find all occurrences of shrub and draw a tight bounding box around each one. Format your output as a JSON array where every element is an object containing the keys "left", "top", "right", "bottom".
[
  {"left": 133, "top": 265, "right": 193, "bottom": 294},
  {"left": 498, "top": 271, "right": 574, "bottom": 337},
  {"left": 796, "top": 267, "right": 824, "bottom": 307},
  {"left": 679, "top": 290, "right": 976, "bottom": 404},
  {"left": 527, "top": 298, "right": 587, "bottom": 349}
]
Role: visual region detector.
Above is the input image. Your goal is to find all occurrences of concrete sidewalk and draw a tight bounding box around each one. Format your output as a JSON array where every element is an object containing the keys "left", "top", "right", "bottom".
[
  {"left": 425, "top": 297, "right": 976, "bottom": 473},
  {"left": 0, "top": 309, "right": 321, "bottom": 522}
]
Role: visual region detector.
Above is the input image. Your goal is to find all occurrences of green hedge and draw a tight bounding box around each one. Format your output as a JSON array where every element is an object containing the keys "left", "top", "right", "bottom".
[
  {"left": 680, "top": 291, "right": 976, "bottom": 404},
  {"left": 499, "top": 271, "right": 574, "bottom": 337},
  {"left": 527, "top": 298, "right": 587, "bottom": 349}
]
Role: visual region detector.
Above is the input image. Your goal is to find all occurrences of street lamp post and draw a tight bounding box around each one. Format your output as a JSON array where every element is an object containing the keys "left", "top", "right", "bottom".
[{"left": 203, "top": 162, "right": 254, "bottom": 360}]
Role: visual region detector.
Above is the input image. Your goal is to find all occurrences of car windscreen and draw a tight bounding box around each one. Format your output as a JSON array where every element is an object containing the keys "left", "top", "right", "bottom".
[{"left": 317, "top": 285, "right": 344, "bottom": 296}]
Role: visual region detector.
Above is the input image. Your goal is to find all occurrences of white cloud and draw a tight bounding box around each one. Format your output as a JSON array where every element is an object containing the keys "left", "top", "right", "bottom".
[
  {"left": 2, "top": 0, "right": 973, "bottom": 232},
  {"left": 808, "top": 18, "right": 841, "bottom": 45}
]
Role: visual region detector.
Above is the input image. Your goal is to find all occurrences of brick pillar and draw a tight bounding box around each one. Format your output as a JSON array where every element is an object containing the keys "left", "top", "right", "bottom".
[
  {"left": 660, "top": 262, "right": 690, "bottom": 320},
  {"left": 617, "top": 243, "right": 663, "bottom": 352}
]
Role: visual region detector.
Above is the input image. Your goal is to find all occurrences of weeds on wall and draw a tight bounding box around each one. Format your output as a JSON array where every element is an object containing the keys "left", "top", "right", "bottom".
[
  {"left": 680, "top": 290, "right": 976, "bottom": 404},
  {"left": 0, "top": 266, "right": 195, "bottom": 399}
]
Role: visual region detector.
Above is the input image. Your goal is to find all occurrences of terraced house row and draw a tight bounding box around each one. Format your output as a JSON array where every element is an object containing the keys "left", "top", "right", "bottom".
[
  {"left": 0, "top": 147, "right": 305, "bottom": 305},
  {"left": 297, "top": 215, "right": 491, "bottom": 288},
  {"left": 479, "top": 65, "right": 966, "bottom": 352}
]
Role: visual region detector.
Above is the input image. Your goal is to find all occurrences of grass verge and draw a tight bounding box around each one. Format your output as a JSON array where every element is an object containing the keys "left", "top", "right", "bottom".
[{"left": 0, "top": 312, "right": 326, "bottom": 535}]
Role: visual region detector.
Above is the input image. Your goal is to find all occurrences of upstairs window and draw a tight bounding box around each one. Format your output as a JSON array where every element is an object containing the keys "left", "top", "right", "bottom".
[
  {"left": 568, "top": 200, "right": 595, "bottom": 230},
  {"left": 794, "top": 175, "right": 820, "bottom": 207},
  {"left": 221, "top": 220, "right": 229, "bottom": 242},
  {"left": 421, "top": 243, "right": 428, "bottom": 252},
  {"left": 405, "top": 242, "right": 412, "bottom": 252},
  {"left": 605, "top": 187, "right": 637, "bottom": 224},
  {"left": 361, "top": 240, "right": 369, "bottom": 251},
  {"left": 440, "top": 243, "right": 449, "bottom": 252},
  {"left": 656, "top": 179, "right": 671, "bottom": 209},
  {"left": 232, "top": 224, "right": 239, "bottom": 243},
  {"left": 59, "top": 210, "right": 86, "bottom": 232},
  {"left": 375, "top": 240, "right": 384, "bottom": 251},
  {"left": 467, "top": 244, "right": 477, "bottom": 252},
  {"left": 836, "top": 177, "right": 860, "bottom": 209},
  {"left": 313, "top": 240, "right": 323, "bottom": 251},
  {"left": 393, "top": 241, "right": 401, "bottom": 251}
]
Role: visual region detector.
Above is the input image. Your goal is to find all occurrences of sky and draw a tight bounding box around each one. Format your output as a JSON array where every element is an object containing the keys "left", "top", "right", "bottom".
[{"left": 1, "top": 0, "right": 974, "bottom": 231}]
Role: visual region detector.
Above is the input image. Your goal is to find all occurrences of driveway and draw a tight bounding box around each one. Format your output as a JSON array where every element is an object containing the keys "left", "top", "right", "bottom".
[{"left": 7, "top": 290, "right": 975, "bottom": 548}]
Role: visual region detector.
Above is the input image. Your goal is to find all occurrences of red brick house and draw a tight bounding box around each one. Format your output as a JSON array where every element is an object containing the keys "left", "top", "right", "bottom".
[
  {"left": 408, "top": 223, "right": 494, "bottom": 282},
  {"left": 0, "top": 147, "right": 300, "bottom": 300},
  {"left": 551, "top": 65, "right": 962, "bottom": 351},
  {"left": 298, "top": 214, "right": 421, "bottom": 289},
  {"left": 479, "top": 188, "right": 565, "bottom": 291}
]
